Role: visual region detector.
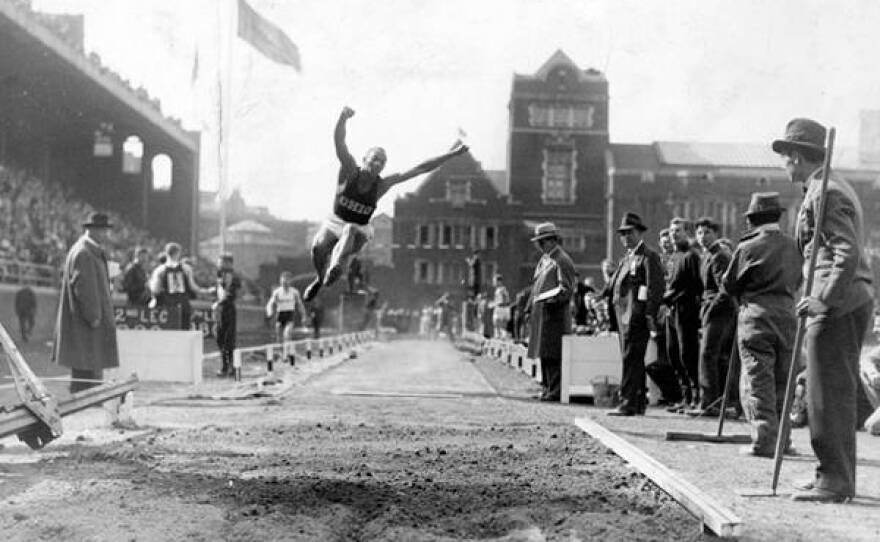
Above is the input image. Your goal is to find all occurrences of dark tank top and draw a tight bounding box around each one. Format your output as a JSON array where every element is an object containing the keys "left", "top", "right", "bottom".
[{"left": 333, "top": 168, "right": 379, "bottom": 225}]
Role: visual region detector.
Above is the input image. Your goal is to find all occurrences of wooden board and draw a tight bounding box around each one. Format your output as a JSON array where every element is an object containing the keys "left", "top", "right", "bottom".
[{"left": 575, "top": 417, "right": 743, "bottom": 538}]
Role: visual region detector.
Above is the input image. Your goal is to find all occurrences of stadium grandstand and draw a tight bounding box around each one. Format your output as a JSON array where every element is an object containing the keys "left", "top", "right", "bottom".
[{"left": 0, "top": 0, "right": 200, "bottom": 288}]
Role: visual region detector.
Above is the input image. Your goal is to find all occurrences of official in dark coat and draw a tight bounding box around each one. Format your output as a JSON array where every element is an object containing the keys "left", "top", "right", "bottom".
[
  {"left": 691, "top": 217, "right": 737, "bottom": 415},
  {"left": 721, "top": 194, "right": 802, "bottom": 457},
  {"left": 52, "top": 212, "right": 119, "bottom": 393},
  {"left": 527, "top": 222, "right": 576, "bottom": 402},
  {"left": 214, "top": 254, "right": 242, "bottom": 377},
  {"left": 774, "top": 118, "right": 874, "bottom": 502},
  {"left": 663, "top": 217, "right": 704, "bottom": 411},
  {"left": 604, "top": 212, "right": 665, "bottom": 415}
]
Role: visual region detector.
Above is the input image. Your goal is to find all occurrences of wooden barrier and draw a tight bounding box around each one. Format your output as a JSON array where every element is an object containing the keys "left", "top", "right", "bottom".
[{"left": 575, "top": 417, "right": 743, "bottom": 538}]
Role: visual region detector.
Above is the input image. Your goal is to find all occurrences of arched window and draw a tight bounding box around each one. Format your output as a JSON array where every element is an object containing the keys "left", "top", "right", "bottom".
[
  {"left": 122, "top": 135, "right": 143, "bottom": 173},
  {"left": 151, "top": 154, "right": 172, "bottom": 191}
]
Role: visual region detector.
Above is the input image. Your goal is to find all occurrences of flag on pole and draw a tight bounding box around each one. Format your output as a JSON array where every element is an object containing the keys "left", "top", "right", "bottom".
[{"left": 237, "top": 0, "right": 301, "bottom": 71}]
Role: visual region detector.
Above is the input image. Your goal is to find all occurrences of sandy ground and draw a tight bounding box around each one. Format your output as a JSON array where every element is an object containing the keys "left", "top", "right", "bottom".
[
  {"left": 1, "top": 336, "right": 877, "bottom": 541},
  {"left": 1, "top": 338, "right": 704, "bottom": 542}
]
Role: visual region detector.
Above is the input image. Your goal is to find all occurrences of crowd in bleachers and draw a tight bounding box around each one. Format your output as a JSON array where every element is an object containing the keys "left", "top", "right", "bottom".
[{"left": 0, "top": 161, "right": 215, "bottom": 288}]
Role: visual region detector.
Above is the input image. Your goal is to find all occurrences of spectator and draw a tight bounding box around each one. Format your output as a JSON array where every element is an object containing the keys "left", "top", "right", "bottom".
[
  {"left": 308, "top": 295, "right": 324, "bottom": 339},
  {"left": 121, "top": 246, "right": 151, "bottom": 307},
  {"left": 491, "top": 274, "right": 511, "bottom": 339},
  {"left": 526, "top": 222, "right": 576, "bottom": 402},
  {"left": 213, "top": 254, "right": 242, "bottom": 377},
  {"left": 14, "top": 285, "right": 37, "bottom": 343},
  {"left": 149, "top": 242, "right": 205, "bottom": 330},
  {"left": 52, "top": 212, "right": 119, "bottom": 393}
]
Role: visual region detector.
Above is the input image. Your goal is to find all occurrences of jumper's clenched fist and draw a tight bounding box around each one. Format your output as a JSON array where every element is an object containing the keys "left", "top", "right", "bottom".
[{"left": 340, "top": 106, "right": 355, "bottom": 119}]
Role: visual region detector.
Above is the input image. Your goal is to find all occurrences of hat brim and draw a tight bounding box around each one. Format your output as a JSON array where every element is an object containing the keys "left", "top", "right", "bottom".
[
  {"left": 617, "top": 224, "right": 647, "bottom": 233},
  {"left": 771, "top": 139, "right": 825, "bottom": 155},
  {"left": 531, "top": 232, "right": 559, "bottom": 242},
  {"left": 83, "top": 222, "right": 113, "bottom": 228},
  {"left": 743, "top": 208, "right": 785, "bottom": 217}
]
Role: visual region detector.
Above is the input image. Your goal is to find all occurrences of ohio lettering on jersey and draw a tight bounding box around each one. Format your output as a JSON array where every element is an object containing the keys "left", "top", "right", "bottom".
[{"left": 336, "top": 194, "right": 374, "bottom": 217}]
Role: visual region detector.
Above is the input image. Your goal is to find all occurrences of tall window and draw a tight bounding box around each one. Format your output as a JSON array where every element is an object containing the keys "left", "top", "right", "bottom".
[
  {"left": 542, "top": 147, "right": 576, "bottom": 204},
  {"left": 440, "top": 224, "right": 452, "bottom": 247},
  {"left": 122, "top": 135, "right": 143, "bottom": 174},
  {"left": 418, "top": 224, "right": 431, "bottom": 247},
  {"left": 151, "top": 154, "right": 172, "bottom": 190},
  {"left": 528, "top": 103, "right": 595, "bottom": 129},
  {"left": 447, "top": 179, "right": 471, "bottom": 207},
  {"left": 415, "top": 260, "right": 431, "bottom": 284}
]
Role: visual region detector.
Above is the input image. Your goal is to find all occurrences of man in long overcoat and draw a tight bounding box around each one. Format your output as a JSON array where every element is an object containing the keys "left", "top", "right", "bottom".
[
  {"left": 527, "top": 222, "right": 576, "bottom": 402},
  {"left": 605, "top": 212, "right": 665, "bottom": 415},
  {"left": 774, "top": 118, "right": 874, "bottom": 502},
  {"left": 53, "top": 212, "right": 119, "bottom": 393}
]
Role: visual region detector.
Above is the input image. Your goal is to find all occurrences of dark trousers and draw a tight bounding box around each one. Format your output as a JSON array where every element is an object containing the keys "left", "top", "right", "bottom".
[
  {"left": 699, "top": 311, "right": 736, "bottom": 407},
  {"left": 17, "top": 311, "right": 35, "bottom": 342},
  {"left": 618, "top": 326, "right": 648, "bottom": 410},
  {"left": 541, "top": 357, "right": 561, "bottom": 399},
  {"left": 804, "top": 301, "right": 873, "bottom": 497},
  {"left": 216, "top": 301, "right": 237, "bottom": 372},
  {"left": 648, "top": 309, "right": 683, "bottom": 403},
  {"left": 70, "top": 368, "right": 103, "bottom": 394},
  {"left": 666, "top": 302, "right": 701, "bottom": 403}
]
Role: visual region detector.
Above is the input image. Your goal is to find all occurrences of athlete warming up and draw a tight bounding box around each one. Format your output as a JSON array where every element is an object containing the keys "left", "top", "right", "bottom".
[{"left": 303, "top": 106, "right": 468, "bottom": 301}]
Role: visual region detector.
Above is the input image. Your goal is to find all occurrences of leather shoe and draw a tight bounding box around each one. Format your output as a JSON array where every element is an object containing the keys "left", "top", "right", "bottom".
[
  {"left": 685, "top": 406, "right": 721, "bottom": 417},
  {"left": 606, "top": 407, "right": 636, "bottom": 417},
  {"left": 791, "top": 488, "right": 850, "bottom": 503},
  {"left": 739, "top": 445, "right": 797, "bottom": 458},
  {"left": 539, "top": 394, "right": 560, "bottom": 402},
  {"left": 665, "top": 401, "right": 688, "bottom": 413}
]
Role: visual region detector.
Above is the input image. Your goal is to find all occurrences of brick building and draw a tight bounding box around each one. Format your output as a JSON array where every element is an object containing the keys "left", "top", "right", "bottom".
[{"left": 389, "top": 50, "right": 880, "bottom": 309}]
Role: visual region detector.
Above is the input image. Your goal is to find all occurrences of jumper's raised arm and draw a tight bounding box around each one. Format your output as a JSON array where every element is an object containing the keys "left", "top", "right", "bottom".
[
  {"left": 379, "top": 142, "right": 469, "bottom": 197},
  {"left": 334, "top": 106, "right": 357, "bottom": 175}
]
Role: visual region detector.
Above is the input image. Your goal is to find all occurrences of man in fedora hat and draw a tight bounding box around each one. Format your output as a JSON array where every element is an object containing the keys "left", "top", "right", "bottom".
[
  {"left": 721, "top": 193, "right": 803, "bottom": 457},
  {"left": 526, "top": 222, "right": 576, "bottom": 401},
  {"left": 53, "top": 212, "right": 119, "bottom": 393},
  {"left": 773, "top": 118, "right": 874, "bottom": 502},
  {"left": 604, "top": 212, "right": 665, "bottom": 415},
  {"left": 663, "top": 217, "right": 704, "bottom": 412}
]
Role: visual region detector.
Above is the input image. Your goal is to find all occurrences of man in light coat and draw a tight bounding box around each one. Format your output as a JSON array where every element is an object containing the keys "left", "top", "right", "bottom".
[
  {"left": 53, "top": 212, "right": 119, "bottom": 393},
  {"left": 527, "top": 222, "right": 576, "bottom": 402}
]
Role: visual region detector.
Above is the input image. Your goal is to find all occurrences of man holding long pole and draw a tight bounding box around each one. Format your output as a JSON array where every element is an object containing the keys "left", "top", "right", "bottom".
[{"left": 773, "top": 118, "right": 874, "bottom": 502}]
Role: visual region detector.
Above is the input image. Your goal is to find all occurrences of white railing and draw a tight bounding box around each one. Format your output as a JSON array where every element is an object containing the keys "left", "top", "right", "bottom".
[
  {"left": 0, "top": 258, "right": 57, "bottom": 287},
  {"left": 204, "top": 330, "right": 377, "bottom": 381}
]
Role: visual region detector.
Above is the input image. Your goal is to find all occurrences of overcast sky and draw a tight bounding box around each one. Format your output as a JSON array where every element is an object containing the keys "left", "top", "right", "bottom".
[{"left": 34, "top": 0, "right": 880, "bottom": 221}]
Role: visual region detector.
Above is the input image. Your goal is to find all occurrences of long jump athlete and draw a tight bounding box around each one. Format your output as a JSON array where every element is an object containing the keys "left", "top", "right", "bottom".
[{"left": 303, "top": 106, "right": 468, "bottom": 301}]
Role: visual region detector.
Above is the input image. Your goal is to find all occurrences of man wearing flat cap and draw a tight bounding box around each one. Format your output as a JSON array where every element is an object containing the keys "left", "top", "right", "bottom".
[
  {"left": 773, "top": 118, "right": 874, "bottom": 502},
  {"left": 604, "top": 212, "right": 665, "bottom": 415},
  {"left": 526, "top": 222, "right": 576, "bottom": 401},
  {"left": 721, "top": 193, "right": 803, "bottom": 458},
  {"left": 53, "top": 212, "right": 119, "bottom": 393}
]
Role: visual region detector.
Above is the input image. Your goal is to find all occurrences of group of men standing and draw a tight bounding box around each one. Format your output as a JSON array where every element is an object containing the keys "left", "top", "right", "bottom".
[{"left": 599, "top": 117, "right": 874, "bottom": 503}]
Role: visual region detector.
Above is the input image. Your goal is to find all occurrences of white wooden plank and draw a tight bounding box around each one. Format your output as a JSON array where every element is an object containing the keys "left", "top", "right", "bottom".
[{"left": 574, "top": 417, "right": 743, "bottom": 538}]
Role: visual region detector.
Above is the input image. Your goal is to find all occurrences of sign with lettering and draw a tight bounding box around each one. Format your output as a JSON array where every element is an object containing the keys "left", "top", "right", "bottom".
[
  {"left": 113, "top": 303, "right": 217, "bottom": 337},
  {"left": 114, "top": 306, "right": 180, "bottom": 331}
]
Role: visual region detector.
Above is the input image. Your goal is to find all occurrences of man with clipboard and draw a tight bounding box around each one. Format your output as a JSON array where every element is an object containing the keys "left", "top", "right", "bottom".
[{"left": 526, "top": 223, "right": 577, "bottom": 402}]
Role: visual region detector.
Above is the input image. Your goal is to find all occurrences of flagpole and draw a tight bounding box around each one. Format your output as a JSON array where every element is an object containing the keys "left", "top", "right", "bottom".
[{"left": 217, "top": 0, "right": 237, "bottom": 256}]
